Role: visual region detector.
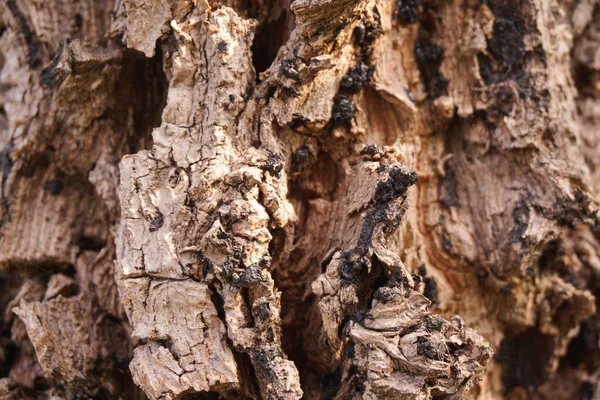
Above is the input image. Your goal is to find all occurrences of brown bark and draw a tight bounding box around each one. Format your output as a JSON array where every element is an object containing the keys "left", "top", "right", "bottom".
[{"left": 0, "top": 0, "right": 599, "bottom": 399}]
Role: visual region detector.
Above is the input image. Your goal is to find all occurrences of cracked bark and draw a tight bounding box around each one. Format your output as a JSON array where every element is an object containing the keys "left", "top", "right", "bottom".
[{"left": 1, "top": 0, "right": 600, "bottom": 399}]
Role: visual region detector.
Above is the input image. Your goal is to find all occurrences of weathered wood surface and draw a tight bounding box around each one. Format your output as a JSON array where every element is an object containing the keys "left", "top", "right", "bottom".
[{"left": 0, "top": 0, "right": 599, "bottom": 398}]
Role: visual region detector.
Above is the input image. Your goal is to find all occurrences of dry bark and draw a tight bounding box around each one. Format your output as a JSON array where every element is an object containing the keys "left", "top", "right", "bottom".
[{"left": 0, "top": 0, "right": 600, "bottom": 399}]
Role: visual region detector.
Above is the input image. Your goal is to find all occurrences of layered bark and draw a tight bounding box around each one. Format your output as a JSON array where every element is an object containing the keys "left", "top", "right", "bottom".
[{"left": 0, "top": 0, "right": 599, "bottom": 399}]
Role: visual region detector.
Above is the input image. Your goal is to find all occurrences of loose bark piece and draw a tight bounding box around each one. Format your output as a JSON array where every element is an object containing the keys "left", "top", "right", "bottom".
[{"left": 116, "top": 4, "right": 300, "bottom": 399}]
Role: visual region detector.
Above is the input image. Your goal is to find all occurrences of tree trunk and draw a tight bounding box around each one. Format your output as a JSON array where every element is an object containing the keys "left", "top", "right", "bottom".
[{"left": 0, "top": 0, "right": 599, "bottom": 398}]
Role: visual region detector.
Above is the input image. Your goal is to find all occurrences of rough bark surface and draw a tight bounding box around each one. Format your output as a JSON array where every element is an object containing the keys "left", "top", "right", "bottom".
[{"left": 0, "top": 0, "right": 599, "bottom": 399}]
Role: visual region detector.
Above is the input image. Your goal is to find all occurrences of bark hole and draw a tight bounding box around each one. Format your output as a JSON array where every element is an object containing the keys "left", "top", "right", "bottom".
[{"left": 251, "top": 2, "right": 294, "bottom": 76}]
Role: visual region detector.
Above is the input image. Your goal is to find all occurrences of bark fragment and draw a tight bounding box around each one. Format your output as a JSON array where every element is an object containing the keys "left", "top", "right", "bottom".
[{"left": 116, "top": 4, "right": 300, "bottom": 399}]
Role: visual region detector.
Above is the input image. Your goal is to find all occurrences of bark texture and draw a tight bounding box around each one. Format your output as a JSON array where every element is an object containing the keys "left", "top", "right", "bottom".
[{"left": 0, "top": 0, "right": 599, "bottom": 399}]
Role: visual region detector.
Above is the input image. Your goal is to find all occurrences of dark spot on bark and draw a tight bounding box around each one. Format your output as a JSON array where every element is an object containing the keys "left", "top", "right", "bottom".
[
  {"left": 508, "top": 200, "right": 529, "bottom": 244},
  {"left": 564, "top": 273, "right": 579, "bottom": 287},
  {"left": 416, "top": 336, "right": 442, "bottom": 360},
  {"left": 477, "top": 53, "right": 493, "bottom": 85},
  {"left": 329, "top": 21, "right": 380, "bottom": 133},
  {"left": 259, "top": 256, "right": 270, "bottom": 268},
  {"left": 497, "top": 329, "right": 554, "bottom": 391},
  {"left": 360, "top": 144, "right": 381, "bottom": 160},
  {"left": 201, "top": 256, "right": 213, "bottom": 277},
  {"left": 388, "top": 165, "right": 419, "bottom": 191},
  {"left": 41, "top": 44, "right": 64, "bottom": 88},
  {"left": 167, "top": 167, "right": 185, "bottom": 189},
  {"left": 289, "top": 113, "right": 308, "bottom": 132},
  {"left": 339, "top": 316, "right": 352, "bottom": 338},
  {"left": 281, "top": 58, "right": 301, "bottom": 81},
  {"left": 339, "top": 252, "right": 369, "bottom": 285},
  {"left": 359, "top": 205, "right": 396, "bottom": 249},
  {"left": 425, "top": 315, "right": 445, "bottom": 331},
  {"left": 415, "top": 36, "right": 448, "bottom": 98},
  {"left": 228, "top": 94, "right": 236, "bottom": 103},
  {"left": 374, "top": 181, "right": 395, "bottom": 204},
  {"left": 209, "top": 283, "right": 227, "bottom": 325},
  {"left": 353, "top": 23, "right": 366, "bottom": 45},
  {"left": 340, "top": 63, "right": 374, "bottom": 94},
  {"left": 439, "top": 164, "right": 458, "bottom": 208},
  {"left": 372, "top": 286, "right": 397, "bottom": 302},
  {"left": 180, "top": 392, "right": 222, "bottom": 400},
  {"left": 77, "top": 235, "right": 105, "bottom": 252},
  {"left": 343, "top": 341, "right": 356, "bottom": 358},
  {"left": 330, "top": 94, "right": 355, "bottom": 127},
  {"left": 330, "top": 23, "right": 345, "bottom": 43},
  {"left": 489, "top": 19, "right": 525, "bottom": 69},
  {"left": 1, "top": 144, "right": 14, "bottom": 199},
  {"left": 352, "top": 311, "right": 367, "bottom": 323},
  {"left": 350, "top": 371, "right": 367, "bottom": 394},
  {"left": 217, "top": 230, "right": 230, "bottom": 240},
  {"left": 353, "top": 18, "right": 382, "bottom": 59},
  {"left": 44, "top": 180, "right": 64, "bottom": 195},
  {"left": 446, "top": 340, "right": 465, "bottom": 356},
  {"left": 412, "top": 272, "right": 422, "bottom": 284},
  {"left": 415, "top": 37, "right": 443, "bottom": 66},
  {"left": 250, "top": 347, "right": 278, "bottom": 381},
  {"left": 217, "top": 40, "right": 228, "bottom": 53},
  {"left": 500, "top": 284, "right": 513, "bottom": 296},
  {"left": 441, "top": 225, "right": 452, "bottom": 253},
  {"left": 548, "top": 190, "right": 600, "bottom": 230},
  {"left": 364, "top": 19, "right": 382, "bottom": 46},
  {"left": 74, "top": 13, "right": 83, "bottom": 29},
  {"left": 352, "top": 165, "right": 417, "bottom": 253},
  {"left": 262, "top": 151, "right": 283, "bottom": 177},
  {"left": 292, "top": 145, "right": 310, "bottom": 172},
  {"left": 479, "top": 1, "right": 531, "bottom": 89},
  {"left": 264, "top": 86, "right": 277, "bottom": 104},
  {"left": 394, "top": 0, "right": 419, "bottom": 25},
  {"left": 418, "top": 264, "right": 438, "bottom": 303},
  {"left": 7, "top": 0, "right": 39, "bottom": 67},
  {"left": 157, "top": 339, "right": 174, "bottom": 353},
  {"left": 225, "top": 264, "right": 263, "bottom": 287},
  {"left": 377, "top": 164, "right": 388, "bottom": 174},
  {"left": 423, "top": 277, "right": 438, "bottom": 304},
  {"left": 255, "top": 302, "right": 272, "bottom": 320},
  {"left": 475, "top": 270, "right": 489, "bottom": 288},
  {"left": 148, "top": 211, "right": 164, "bottom": 232},
  {"left": 534, "top": 44, "right": 546, "bottom": 64},
  {"left": 491, "top": 84, "right": 515, "bottom": 118},
  {"left": 373, "top": 166, "right": 418, "bottom": 205},
  {"left": 282, "top": 87, "right": 299, "bottom": 98}
]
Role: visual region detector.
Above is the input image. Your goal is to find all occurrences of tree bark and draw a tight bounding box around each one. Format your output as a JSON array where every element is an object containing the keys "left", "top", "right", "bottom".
[{"left": 0, "top": 0, "right": 599, "bottom": 399}]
